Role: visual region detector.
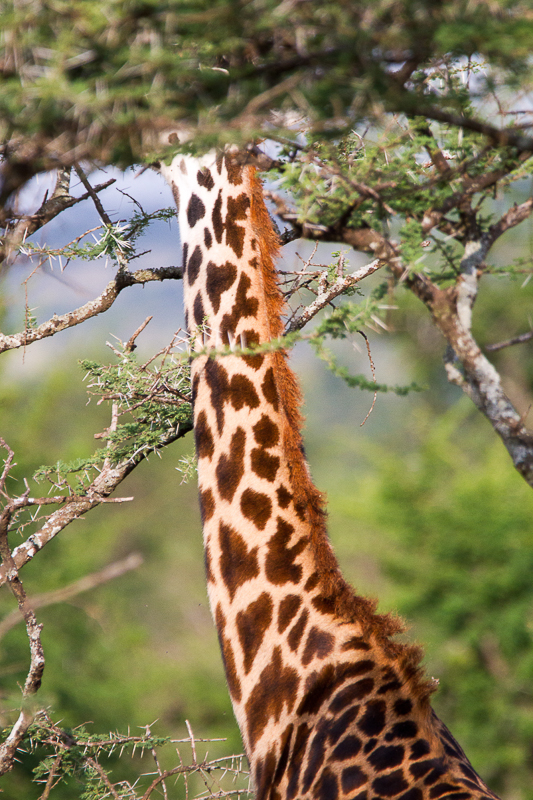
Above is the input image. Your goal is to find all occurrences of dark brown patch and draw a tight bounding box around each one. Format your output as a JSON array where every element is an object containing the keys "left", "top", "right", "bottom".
[
  {"left": 204, "top": 359, "right": 229, "bottom": 435},
  {"left": 410, "top": 739, "right": 431, "bottom": 760},
  {"left": 329, "top": 678, "right": 375, "bottom": 714},
  {"left": 287, "top": 723, "right": 311, "bottom": 799},
  {"left": 206, "top": 260, "right": 237, "bottom": 314},
  {"left": 372, "top": 770, "right": 409, "bottom": 797},
  {"left": 328, "top": 707, "right": 360, "bottom": 744},
  {"left": 204, "top": 542, "right": 214, "bottom": 583},
  {"left": 245, "top": 646, "right": 300, "bottom": 749},
  {"left": 213, "top": 190, "right": 224, "bottom": 243},
  {"left": 297, "top": 663, "right": 336, "bottom": 716},
  {"left": 197, "top": 167, "right": 215, "bottom": 190},
  {"left": 288, "top": 608, "right": 309, "bottom": 651},
  {"left": 301, "top": 723, "right": 328, "bottom": 792},
  {"left": 332, "top": 735, "right": 362, "bottom": 761},
  {"left": 225, "top": 154, "right": 244, "bottom": 185},
  {"left": 251, "top": 447, "right": 280, "bottom": 482},
  {"left": 186, "top": 245, "right": 203, "bottom": 286},
  {"left": 215, "top": 604, "right": 242, "bottom": 702},
  {"left": 254, "top": 750, "right": 277, "bottom": 800},
  {"left": 204, "top": 226, "right": 213, "bottom": 249},
  {"left": 249, "top": 255, "right": 259, "bottom": 269},
  {"left": 170, "top": 181, "right": 180, "bottom": 212},
  {"left": 312, "top": 594, "right": 337, "bottom": 615},
  {"left": 187, "top": 193, "right": 206, "bottom": 227},
  {"left": 357, "top": 699, "right": 387, "bottom": 736},
  {"left": 273, "top": 724, "right": 294, "bottom": 787},
  {"left": 193, "top": 292, "right": 204, "bottom": 327},
  {"left": 386, "top": 720, "right": 419, "bottom": 741},
  {"left": 241, "top": 328, "right": 265, "bottom": 370},
  {"left": 220, "top": 272, "right": 259, "bottom": 340},
  {"left": 313, "top": 768, "right": 338, "bottom": 800},
  {"left": 304, "top": 573, "right": 320, "bottom": 591},
  {"left": 341, "top": 766, "right": 368, "bottom": 794},
  {"left": 195, "top": 410, "right": 214, "bottom": 460},
  {"left": 277, "top": 594, "right": 302, "bottom": 633},
  {"left": 199, "top": 488, "right": 215, "bottom": 522},
  {"left": 229, "top": 374, "right": 260, "bottom": 410},
  {"left": 301, "top": 626, "right": 335, "bottom": 666},
  {"left": 216, "top": 427, "right": 246, "bottom": 502},
  {"left": 265, "top": 517, "right": 306, "bottom": 585},
  {"left": 240, "top": 488, "right": 272, "bottom": 530},
  {"left": 225, "top": 193, "right": 250, "bottom": 258},
  {"left": 261, "top": 366, "right": 279, "bottom": 410},
  {"left": 394, "top": 698, "right": 413, "bottom": 716},
  {"left": 236, "top": 592, "right": 273, "bottom": 674},
  {"left": 218, "top": 521, "right": 259, "bottom": 601},
  {"left": 253, "top": 414, "right": 280, "bottom": 448},
  {"left": 342, "top": 636, "right": 371, "bottom": 652},
  {"left": 369, "top": 744, "right": 405, "bottom": 772}
]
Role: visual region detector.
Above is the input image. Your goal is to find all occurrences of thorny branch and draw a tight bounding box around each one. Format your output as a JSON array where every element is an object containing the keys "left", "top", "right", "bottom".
[
  {"left": 0, "top": 265, "right": 183, "bottom": 354},
  {"left": 0, "top": 169, "right": 116, "bottom": 270},
  {"left": 0, "top": 440, "right": 45, "bottom": 775}
]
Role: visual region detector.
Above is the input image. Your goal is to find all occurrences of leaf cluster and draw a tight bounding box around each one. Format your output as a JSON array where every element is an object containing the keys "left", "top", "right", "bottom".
[{"left": 34, "top": 342, "right": 192, "bottom": 493}]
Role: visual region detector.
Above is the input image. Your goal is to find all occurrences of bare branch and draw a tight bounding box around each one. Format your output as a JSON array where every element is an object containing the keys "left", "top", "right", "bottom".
[
  {"left": 0, "top": 498, "right": 45, "bottom": 775},
  {"left": 0, "top": 173, "right": 116, "bottom": 270},
  {"left": 0, "top": 265, "right": 183, "bottom": 354},
  {"left": 285, "top": 258, "right": 383, "bottom": 333},
  {"left": 486, "top": 331, "right": 533, "bottom": 352},
  {"left": 0, "top": 553, "right": 143, "bottom": 640}
]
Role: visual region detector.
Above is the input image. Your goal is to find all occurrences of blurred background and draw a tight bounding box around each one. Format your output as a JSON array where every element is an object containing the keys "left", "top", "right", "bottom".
[{"left": 1, "top": 167, "right": 533, "bottom": 798}]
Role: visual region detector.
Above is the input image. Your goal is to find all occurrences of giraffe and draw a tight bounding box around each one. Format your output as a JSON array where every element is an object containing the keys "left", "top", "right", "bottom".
[{"left": 159, "top": 150, "right": 500, "bottom": 800}]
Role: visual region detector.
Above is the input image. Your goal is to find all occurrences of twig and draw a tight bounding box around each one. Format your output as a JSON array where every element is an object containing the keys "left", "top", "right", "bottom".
[
  {"left": 359, "top": 332, "right": 378, "bottom": 426},
  {"left": 0, "top": 266, "right": 183, "bottom": 354},
  {"left": 0, "top": 500, "right": 45, "bottom": 775},
  {"left": 285, "top": 258, "right": 382, "bottom": 333},
  {"left": 0, "top": 553, "right": 143, "bottom": 640},
  {"left": 485, "top": 330, "right": 533, "bottom": 352}
]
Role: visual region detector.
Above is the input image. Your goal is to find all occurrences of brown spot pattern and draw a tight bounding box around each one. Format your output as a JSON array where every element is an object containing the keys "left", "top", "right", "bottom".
[
  {"left": 229, "top": 374, "right": 260, "bottom": 410},
  {"left": 265, "top": 517, "right": 307, "bottom": 585},
  {"left": 187, "top": 193, "right": 206, "bottom": 227},
  {"left": 245, "top": 646, "right": 300, "bottom": 750},
  {"left": 240, "top": 488, "right": 272, "bottom": 530},
  {"left": 199, "top": 488, "right": 215, "bottom": 521},
  {"left": 197, "top": 167, "right": 215, "bottom": 190},
  {"left": 236, "top": 592, "right": 273, "bottom": 674},
  {"left": 225, "top": 193, "right": 250, "bottom": 258},
  {"left": 193, "top": 291, "right": 204, "bottom": 326},
  {"left": 287, "top": 608, "right": 309, "bottom": 652},
  {"left": 206, "top": 260, "right": 237, "bottom": 313},
  {"left": 204, "top": 360, "right": 229, "bottom": 434},
  {"left": 195, "top": 411, "right": 214, "bottom": 460},
  {"left": 216, "top": 427, "right": 246, "bottom": 502},
  {"left": 301, "top": 626, "right": 335, "bottom": 666},
  {"left": 213, "top": 190, "right": 224, "bottom": 243},
  {"left": 186, "top": 245, "right": 202, "bottom": 286},
  {"left": 277, "top": 594, "right": 302, "bottom": 633},
  {"left": 253, "top": 414, "right": 279, "bottom": 448},
  {"left": 215, "top": 604, "right": 242, "bottom": 702},
  {"left": 261, "top": 366, "right": 279, "bottom": 410},
  {"left": 251, "top": 447, "right": 280, "bottom": 482},
  {"left": 220, "top": 272, "right": 259, "bottom": 340},
  {"left": 204, "top": 227, "right": 213, "bottom": 249},
  {"left": 218, "top": 522, "right": 259, "bottom": 601}
]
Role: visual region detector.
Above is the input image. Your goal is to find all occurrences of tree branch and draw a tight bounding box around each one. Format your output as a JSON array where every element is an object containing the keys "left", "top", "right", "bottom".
[{"left": 0, "top": 265, "right": 183, "bottom": 354}]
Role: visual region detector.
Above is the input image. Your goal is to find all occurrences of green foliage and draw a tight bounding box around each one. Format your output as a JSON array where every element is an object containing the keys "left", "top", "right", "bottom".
[
  {"left": 33, "top": 343, "right": 192, "bottom": 492},
  {"left": 2, "top": 1, "right": 533, "bottom": 163}
]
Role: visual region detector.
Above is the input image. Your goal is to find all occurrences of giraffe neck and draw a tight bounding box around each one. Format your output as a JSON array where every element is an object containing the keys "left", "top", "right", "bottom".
[{"left": 161, "top": 152, "right": 498, "bottom": 800}]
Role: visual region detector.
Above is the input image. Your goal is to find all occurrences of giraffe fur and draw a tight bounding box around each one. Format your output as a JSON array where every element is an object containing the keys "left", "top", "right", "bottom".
[{"left": 160, "top": 151, "right": 500, "bottom": 800}]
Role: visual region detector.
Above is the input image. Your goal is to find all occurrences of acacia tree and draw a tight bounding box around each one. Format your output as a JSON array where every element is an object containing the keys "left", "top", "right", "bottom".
[{"left": 1, "top": 0, "right": 533, "bottom": 796}]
